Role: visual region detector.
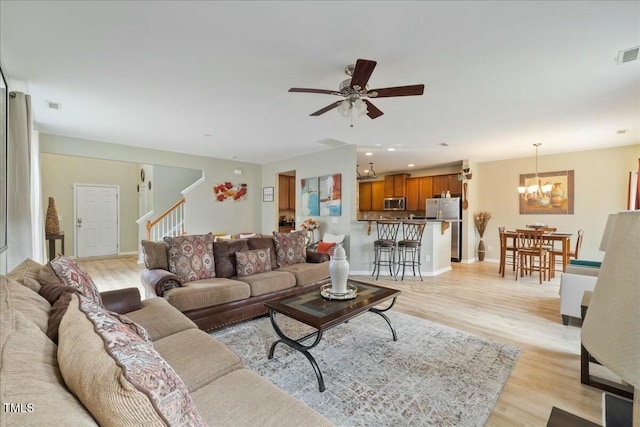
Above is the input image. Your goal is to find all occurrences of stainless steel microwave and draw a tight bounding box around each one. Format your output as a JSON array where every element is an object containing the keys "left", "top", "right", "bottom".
[{"left": 384, "top": 197, "right": 405, "bottom": 211}]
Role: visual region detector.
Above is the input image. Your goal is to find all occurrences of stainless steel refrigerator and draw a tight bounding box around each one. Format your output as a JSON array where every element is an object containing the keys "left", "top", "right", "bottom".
[{"left": 425, "top": 197, "right": 462, "bottom": 262}]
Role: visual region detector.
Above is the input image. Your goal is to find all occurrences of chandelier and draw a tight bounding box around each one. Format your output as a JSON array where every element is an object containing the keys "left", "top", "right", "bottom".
[
  {"left": 518, "top": 143, "right": 552, "bottom": 200},
  {"left": 356, "top": 162, "right": 377, "bottom": 181}
]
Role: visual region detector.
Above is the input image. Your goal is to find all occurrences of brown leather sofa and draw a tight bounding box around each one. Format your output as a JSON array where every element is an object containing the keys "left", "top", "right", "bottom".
[{"left": 141, "top": 233, "right": 330, "bottom": 331}]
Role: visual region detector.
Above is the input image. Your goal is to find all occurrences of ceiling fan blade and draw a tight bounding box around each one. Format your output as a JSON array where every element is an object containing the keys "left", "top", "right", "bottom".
[
  {"left": 350, "top": 59, "right": 377, "bottom": 90},
  {"left": 310, "top": 101, "right": 342, "bottom": 116},
  {"left": 368, "top": 84, "right": 425, "bottom": 98},
  {"left": 289, "top": 88, "right": 341, "bottom": 95},
  {"left": 363, "top": 100, "right": 384, "bottom": 119}
]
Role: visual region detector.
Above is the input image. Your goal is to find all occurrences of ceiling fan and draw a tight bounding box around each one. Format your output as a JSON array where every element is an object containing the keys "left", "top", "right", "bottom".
[{"left": 289, "top": 59, "right": 425, "bottom": 126}]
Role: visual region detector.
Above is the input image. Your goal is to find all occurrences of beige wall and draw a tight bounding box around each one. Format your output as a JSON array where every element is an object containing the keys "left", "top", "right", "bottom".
[
  {"left": 40, "top": 133, "right": 263, "bottom": 246},
  {"left": 476, "top": 144, "right": 639, "bottom": 263},
  {"left": 40, "top": 153, "right": 139, "bottom": 257}
]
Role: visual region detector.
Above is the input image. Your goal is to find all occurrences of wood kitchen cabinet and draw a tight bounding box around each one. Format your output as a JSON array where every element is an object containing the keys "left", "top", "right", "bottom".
[
  {"left": 372, "top": 181, "right": 384, "bottom": 210},
  {"left": 288, "top": 176, "right": 296, "bottom": 208},
  {"left": 278, "top": 175, "right": 296, "bottom": 210},
  {"left": 405, "top": 176, "right": 433, "bottom": 211},
  {"left": 431, "top": 174, "right": 462, "bottom": 197},
  {"left": 432, "top": 175, "right": 449, "bottom": 197},
  {"left": 448, "top": 174, "right": 463, "bottom": 196},
  {"left": 384, "top": 174, "right": 410, "bottom": 197},
  {"left": 359, "top": 181, "right": 385, "bottom": 211}
]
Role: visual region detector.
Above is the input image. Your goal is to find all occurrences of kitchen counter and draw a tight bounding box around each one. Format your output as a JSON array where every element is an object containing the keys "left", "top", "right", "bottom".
[
  {"left": 349, "top": 219, "right": 452, "bottom": 276},
  {"left": 357, "top": 218, "right": 451, "bottom": 235}
]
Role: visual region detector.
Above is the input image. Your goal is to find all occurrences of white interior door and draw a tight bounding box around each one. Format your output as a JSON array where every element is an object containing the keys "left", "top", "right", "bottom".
[{"left": 75, "top": 185, "right": 119, "bottom": 258}]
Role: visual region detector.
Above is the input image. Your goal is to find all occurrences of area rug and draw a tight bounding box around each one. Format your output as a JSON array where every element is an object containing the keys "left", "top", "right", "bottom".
[{"left": 211, "top": 311, "right": 521, "bottom": 427}]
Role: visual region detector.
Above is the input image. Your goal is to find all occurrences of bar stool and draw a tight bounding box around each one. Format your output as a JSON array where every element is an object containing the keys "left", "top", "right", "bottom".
[
  {"left": 372, "top": 220, "right": 401, "bottom": 280},
  {"left": 396, "top": 221, "right": 426, "bottom": 281}
]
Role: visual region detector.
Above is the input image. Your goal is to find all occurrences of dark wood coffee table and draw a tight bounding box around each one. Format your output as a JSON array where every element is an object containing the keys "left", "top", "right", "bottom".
[{"left": 264, "top": 279, "right": 400, "bottom": 392}]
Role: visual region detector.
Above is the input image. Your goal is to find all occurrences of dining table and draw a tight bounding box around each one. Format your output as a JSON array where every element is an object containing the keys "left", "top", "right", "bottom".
[{"left": 502, "top": 230, "right": 573, "bottom": 279}]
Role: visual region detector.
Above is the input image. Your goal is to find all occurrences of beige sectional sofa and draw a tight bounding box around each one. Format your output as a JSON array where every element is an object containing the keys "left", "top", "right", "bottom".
[
  {"left": 1, "top": 257, "right": 333, "bottom": 426},
  {"left": 141, "top": 231, "right": 331, "bottom": 331}
]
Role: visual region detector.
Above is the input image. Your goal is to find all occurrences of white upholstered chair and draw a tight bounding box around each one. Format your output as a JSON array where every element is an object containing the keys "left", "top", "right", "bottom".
[{"left": 559, "top": 263, "right": 599, "bottom": 325}]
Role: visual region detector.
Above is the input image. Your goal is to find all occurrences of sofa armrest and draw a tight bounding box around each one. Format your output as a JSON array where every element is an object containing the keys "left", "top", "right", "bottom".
[
  {"left": 306, "top": 250, "right": 329, "bottom": 263},
  {"left": 141, "top": 268, "right": 182, "bottom": 298},
  {"left": 100, "top": 288, "right": 142, "bottom": 314}
]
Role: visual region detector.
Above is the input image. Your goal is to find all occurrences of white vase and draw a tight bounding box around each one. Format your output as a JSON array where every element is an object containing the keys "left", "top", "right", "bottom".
[{"left": 329, "top": 244, "right": 349, "bottom": 294}]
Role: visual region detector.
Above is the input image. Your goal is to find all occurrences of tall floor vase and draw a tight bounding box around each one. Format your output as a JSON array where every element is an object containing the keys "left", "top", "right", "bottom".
[
  {"left": 45, "top": 197, "right": 60, "bottom": 235},
  {"left": 478, "top": 234, "right": 486, "bottom": 261}
]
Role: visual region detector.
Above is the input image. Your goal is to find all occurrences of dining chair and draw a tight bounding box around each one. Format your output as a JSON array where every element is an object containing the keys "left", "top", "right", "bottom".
[
  {"left": 372, "top": 220, "right": 401, "bottom": 280},
  {"left": 396, "top": 221, "right": 427, "bottom": 281},
  {"left": 498, "top": 227, "right": 517, "bottom": 277},
  {"left": 515, "top": 229, "right": 549, "bottom": 284},
  {"left": 550, "top": 229, "right": 583, "bottom": 274}
]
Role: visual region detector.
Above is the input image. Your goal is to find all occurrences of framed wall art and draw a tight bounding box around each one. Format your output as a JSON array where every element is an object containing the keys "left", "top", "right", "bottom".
[
  {"left": 300, "top": 177, "right": 319, "bottom": 216},
  {"left": 519, "top": 170, "right": 574, "bottom": 215},
  {"left": 319, "top": 173, "right": 342, "bottom": 216},
  {"left": 263, "top": 186, "right": 274, "bottom": 202}
]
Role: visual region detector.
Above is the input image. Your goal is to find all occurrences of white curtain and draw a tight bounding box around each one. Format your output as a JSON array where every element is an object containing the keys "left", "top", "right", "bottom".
[
  {"left": 6, "top": 91, "right": 35, "bottom": 270},
  {"left": 31, "top": 131, "right": 45, "bottom": 263}
]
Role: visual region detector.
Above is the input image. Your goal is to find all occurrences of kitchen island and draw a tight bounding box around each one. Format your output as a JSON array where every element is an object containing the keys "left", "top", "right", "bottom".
[{"left": 351, "top": 219, "right": 452, "bottom": 277}]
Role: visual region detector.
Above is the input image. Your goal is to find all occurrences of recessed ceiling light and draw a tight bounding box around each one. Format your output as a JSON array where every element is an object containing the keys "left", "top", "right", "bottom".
[
  {"left": 204, "top": 133, "right": 212, "bottom": 137},
  {"left": 365, "top": 152, "right": 372, "bottom": 156},
  {"left": 387, "top": 147, "right": 395, "bottom": 152},
  {"left": 408, "top": 164, "right": 415, "bottom": 168},
  {"left": 616, "top": 129, "right": 628, "bottom": 134}
]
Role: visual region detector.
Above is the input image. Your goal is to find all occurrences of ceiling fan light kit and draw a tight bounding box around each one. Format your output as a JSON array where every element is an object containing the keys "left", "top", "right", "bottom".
[{"left": 289, "top": 58, "right": 425, "bottom": 127}]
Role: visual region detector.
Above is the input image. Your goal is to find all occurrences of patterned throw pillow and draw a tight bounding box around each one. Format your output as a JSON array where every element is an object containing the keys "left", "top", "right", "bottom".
[
  {"left": 164, "top": 234, "right": 215, "bottom": 283},
  {"left": 49, "top": 255, "right": 104, "bottom": 307},
  {"left": 46, "top": 291, "right": 151, "bottom": 344},
  {"left": 272, "top": 230, "right": 307, "bottom": 268},
  {"left": 58, "top": 294, "right": 207, "bottom": 426},
  {"left": 248, "top": 236, "right": 278, "bottom": 270},
  {"left": 235, "top": 249, "right": 272, "bottom": 277}
]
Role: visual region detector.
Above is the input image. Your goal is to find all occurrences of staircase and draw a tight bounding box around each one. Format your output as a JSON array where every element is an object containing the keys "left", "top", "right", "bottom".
[{"left": 146, "top": 197, "right": 186, "bottom": 241}]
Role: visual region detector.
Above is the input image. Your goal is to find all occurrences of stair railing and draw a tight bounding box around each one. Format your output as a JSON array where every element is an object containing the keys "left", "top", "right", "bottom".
[{"left": 146, "top": 197, "right": 186, "bottom": 241}]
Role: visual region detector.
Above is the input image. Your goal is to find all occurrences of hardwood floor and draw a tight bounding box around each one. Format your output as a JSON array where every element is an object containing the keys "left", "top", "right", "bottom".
[{"left": 78, "top": 256, "right": 602, "bottom": 426}]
